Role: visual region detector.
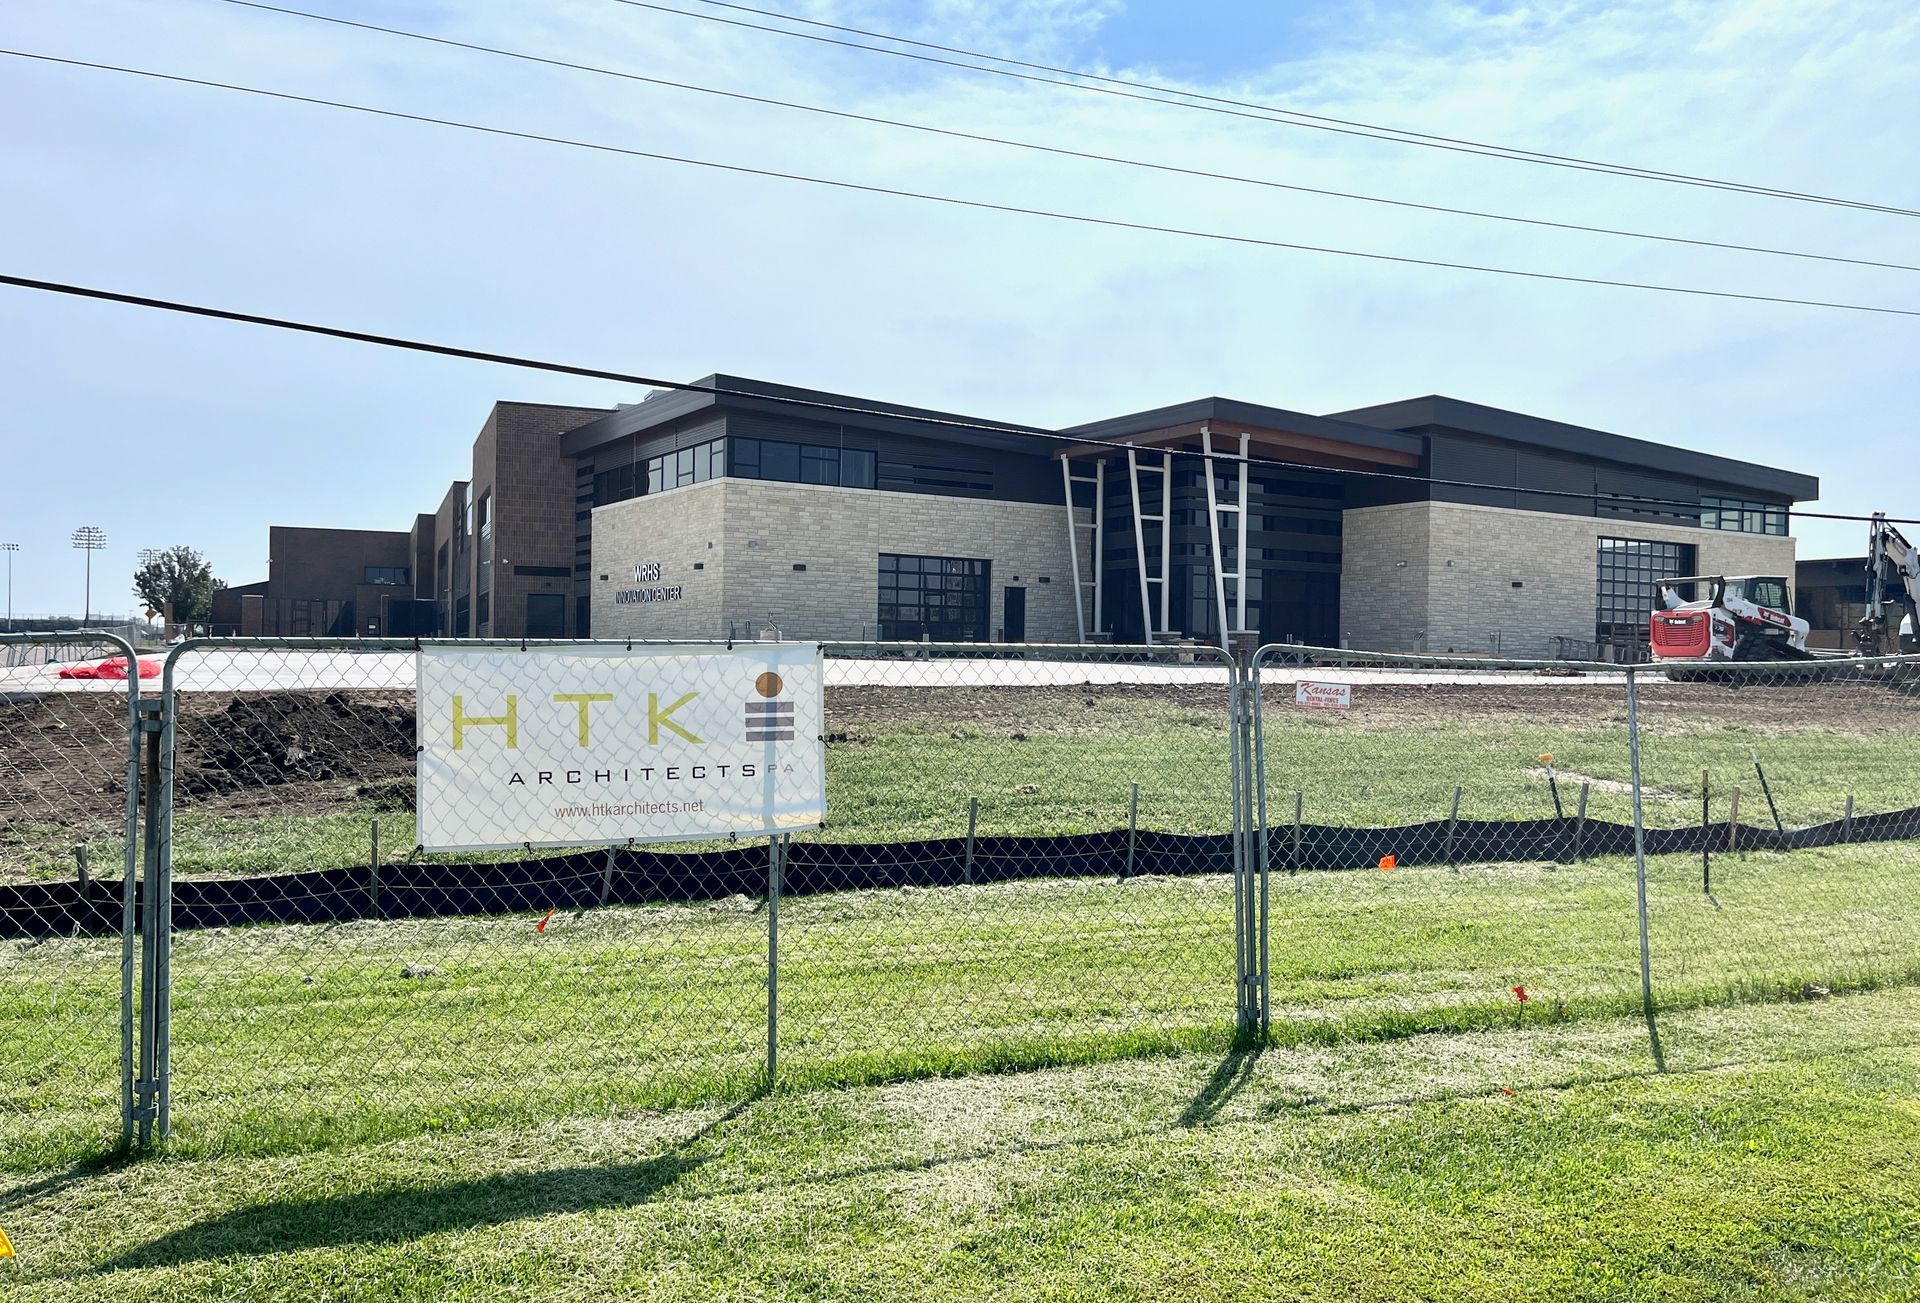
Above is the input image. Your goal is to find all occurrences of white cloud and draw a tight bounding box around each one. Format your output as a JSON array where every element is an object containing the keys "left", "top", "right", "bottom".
[{"left": 0, "top": 0, "right": 1915, "bottom": 610}]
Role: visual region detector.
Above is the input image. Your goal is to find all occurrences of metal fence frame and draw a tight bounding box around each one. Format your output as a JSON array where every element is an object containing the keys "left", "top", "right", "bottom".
[
  {"left": 0, "top": 629, "right": 145, "bottom": 1148},
  {"left": 21, "top": 627, "right": 1912, "bottom": 1151},
  {"left": 131, "top": 635, "right": 1256, "bottom": 1142}
]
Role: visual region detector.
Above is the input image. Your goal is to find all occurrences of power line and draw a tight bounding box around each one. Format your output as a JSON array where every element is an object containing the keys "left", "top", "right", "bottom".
[
  {"left": 210, "top": 0, "right": 1920, "bottom": 277},
  {"left": 0, "top": 271, "right": 1897, "bottom": 525},
  {"left": 620, "top": 0, "right": 1920, "bottom": 220},
  {"left": 11, "top": 48, "right": 1920, "bottom": 323}
]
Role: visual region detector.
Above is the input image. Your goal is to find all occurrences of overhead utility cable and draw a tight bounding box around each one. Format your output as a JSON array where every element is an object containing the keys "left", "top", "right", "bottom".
[
  {"left": 617, "top": 0, "right": 1920, "bottom": 219},
  {"left": 9, "top": 49, "right": 1920, "bottom": 321},
  {"left": 0, "top": 272, "right": 1888, "bottom": 524},
  {"left": 211, "top": 0, "right": 1920, "bottom": 275}
]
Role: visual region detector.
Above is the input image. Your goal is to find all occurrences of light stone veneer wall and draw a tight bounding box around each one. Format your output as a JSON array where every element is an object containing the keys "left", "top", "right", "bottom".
[
  {"left": 592, "top": 479, "right": 1091, "bottom": 643},
  {"left": 1341, "top": 500, "right": 1798, "bottom": 658}
]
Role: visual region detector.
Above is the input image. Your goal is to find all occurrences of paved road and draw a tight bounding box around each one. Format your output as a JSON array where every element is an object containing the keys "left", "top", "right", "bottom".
[{"left": 2, "top": 647, "right": 1646, "bottom": 697}]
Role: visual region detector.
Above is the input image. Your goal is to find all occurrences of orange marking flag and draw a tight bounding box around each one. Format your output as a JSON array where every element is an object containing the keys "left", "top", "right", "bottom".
[{"left": 1378, "top": 855, "right": 1397, "bottom": 871}]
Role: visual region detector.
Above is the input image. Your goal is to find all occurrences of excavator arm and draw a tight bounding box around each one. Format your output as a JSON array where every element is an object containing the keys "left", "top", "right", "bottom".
[{"left": 1859, "top": 513, "right": 1920, "bottom": 655}]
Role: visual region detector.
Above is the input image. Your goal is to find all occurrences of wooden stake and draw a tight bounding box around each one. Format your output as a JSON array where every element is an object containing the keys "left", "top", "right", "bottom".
[
  {"left": 1842, "top": 795, "right": 1855, "bottom": 843},
  {"left": 964, "top": 796, "right": 978, "bottom": 885},
  {"left": 1291, "top": 791, "right": 1303, "bottom": 873},
  {"left": 1727, "top": 787, "right": 1741, "bottom": 859},
  {"left": 1701, "top": 769, "right": 1711, "bottom": 888},
  {"left": 1570, "top": 783, "right": 1591, "bottom": 863},
  {"left": 599, "top": 845, "right": 616, "bottom": 908},
  {"left": 1125, "top": 782, "right": 1139, "bottom": 879},
  {"left": 73, "top": 844, "right": 91, "bottom": 891},
  {"left": 1445, "top": 786, "right": 1462, "bottom": 865},
  {"left": 370, "top": 817, "right": 381, "bottom": 917}
]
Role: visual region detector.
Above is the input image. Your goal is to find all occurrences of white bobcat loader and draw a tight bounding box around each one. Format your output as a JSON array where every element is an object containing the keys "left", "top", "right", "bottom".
[{"left": 1648, "top": 574, "right": 1810, "bottom": 664}]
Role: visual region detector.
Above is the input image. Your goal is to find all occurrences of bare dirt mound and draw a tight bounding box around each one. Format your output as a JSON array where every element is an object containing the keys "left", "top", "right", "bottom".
[{"left": 172, "top": 691, "right": 415, "bottom": 811}]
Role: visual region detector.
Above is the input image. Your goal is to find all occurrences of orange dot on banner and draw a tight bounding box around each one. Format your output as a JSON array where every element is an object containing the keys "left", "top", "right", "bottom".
[
  {"left": 755, "top": 672, "right": 784, "bottom": 698},
  {"left": 1378, "top": 855, "right": 1397, "bottom": 871}
]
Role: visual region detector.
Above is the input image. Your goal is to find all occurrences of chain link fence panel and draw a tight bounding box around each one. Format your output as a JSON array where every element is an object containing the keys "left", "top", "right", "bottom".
[
  {"left": 0, "top": 632, "right": 142, "bottom": 1168},
  {"left": 148, "top": 639, "right": 1245, "bottom": 1154},
  {"left": 1630, "top": 655, "right": 1920, "bottom": 1068},
  {"left": 779, "top": 643, "right": 1243, "bottom": 1087},
  {"left": 1251, "top": 646, "right": 1648, "bottom": 1044},
  {"left": 155, "top": 640, "right": 769, "bottom": 1154}
]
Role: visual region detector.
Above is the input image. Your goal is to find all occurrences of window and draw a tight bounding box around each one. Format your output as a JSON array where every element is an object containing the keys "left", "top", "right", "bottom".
[
  {"left": 1700, "top": 496, "right": 1788, "bottom": 535},
  {"left": 362, "top": 565, "right": 408, "bottom": 585},
  {"left": 733, "top": 439, "right": 879, "bottom": 490},
  {"left": 1743, "top": 577, "right": 1790, "bottom": 613},
  {"left": 593, "top": 463, "right": 639, "bottom": 505},
  {"left": 1597, "top": 537, "right": 1695, "bottom": 641},
  {"left": 476, "top": 491, "right": 493, "bottom": 584},
  {"left": 640, "top": 437, "right": 724, "bottom": 495},
  {"left": 878, "top": 553, "right": 991, "bottom": 641},
  {"left": 453, "top": 594, "right": 470, "bottom": 637}
]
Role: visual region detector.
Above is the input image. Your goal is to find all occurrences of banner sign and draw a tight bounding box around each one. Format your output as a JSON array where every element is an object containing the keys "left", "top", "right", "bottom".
[
  {"left": 417, "top": 644, "right": 825, "bottom": 851},
  {"left": 1293, "top": 680, "right": 1352, "bottom": 711}
]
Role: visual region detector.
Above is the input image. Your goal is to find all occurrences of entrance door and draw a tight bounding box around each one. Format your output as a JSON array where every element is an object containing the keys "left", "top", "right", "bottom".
[
  {"left": 1003, "top": 586, "right": 1027, "bottom": 642},
  {"left": 526, "top": 592, "right": 566, "bottom": 638}
]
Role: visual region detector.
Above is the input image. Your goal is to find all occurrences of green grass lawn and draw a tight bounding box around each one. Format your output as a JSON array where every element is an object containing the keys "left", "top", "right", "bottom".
[
  {"left": 8, "top": 844, "right": 1917, "bottom": 1174},
  {"left": 4, "top": 993, "right": 1918, "bottom": 1301},
  {"left": 9, "top": 681, "right": 1917, "bottom": 880}
]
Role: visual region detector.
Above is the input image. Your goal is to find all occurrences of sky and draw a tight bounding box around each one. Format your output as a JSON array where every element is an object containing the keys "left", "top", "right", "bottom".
[{"left": 2, "top": 0, "right": 1916, "bottom": 619}]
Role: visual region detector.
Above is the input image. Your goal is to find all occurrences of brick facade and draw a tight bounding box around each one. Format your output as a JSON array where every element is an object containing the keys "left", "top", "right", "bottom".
[
  {"left": 466, "top": 402, "right": 611, "bottom": 637},
  {"left": 1342, "top": 500, "right": 1798, "bottom": 657},
  {"left": 591, "top": 479, "right": 1092, "bottom": 643}
]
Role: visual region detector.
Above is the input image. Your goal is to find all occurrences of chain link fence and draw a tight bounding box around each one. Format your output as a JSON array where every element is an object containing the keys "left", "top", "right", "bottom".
[
  {"left": 783, "top": 643, "right": 1241, "bottom": 1086},
  {"left": 1250, "top": 646, "right": 1647, "bottom": 1043},
  {"left": 1631, "top": 656, "right": 1920, "bottom": 1068},
  {"left": 9, "top": 631, "right": 1918, "bottom": 1164},
  {"left": 0, "top": 632, "right": 143, "bottom": 1169},
  {"left": 135, "top": 638, "right": 1244, "bottom": 1153}
]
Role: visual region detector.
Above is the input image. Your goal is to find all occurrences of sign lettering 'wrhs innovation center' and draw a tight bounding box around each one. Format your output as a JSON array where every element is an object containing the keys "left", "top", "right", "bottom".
[{"left": 416, "top": 645, "right": 826, "bottom": 851}]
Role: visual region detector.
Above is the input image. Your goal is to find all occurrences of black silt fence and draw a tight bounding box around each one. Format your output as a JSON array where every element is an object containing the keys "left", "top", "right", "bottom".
[{"left": 4, "top": 807, "right": 1915, "bottom": 938}]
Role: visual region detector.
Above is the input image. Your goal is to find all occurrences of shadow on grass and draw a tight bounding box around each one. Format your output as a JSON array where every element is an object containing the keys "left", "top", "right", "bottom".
[
  {"left": 1178, "top": 1047, "right": 1263, "bottom": 1127},
  {"left": 0, "top": 1152, "right": 134, "bottom": 1214},
  {"left": 98, "top": 1101, "right": 750, "bottom": 1273}
]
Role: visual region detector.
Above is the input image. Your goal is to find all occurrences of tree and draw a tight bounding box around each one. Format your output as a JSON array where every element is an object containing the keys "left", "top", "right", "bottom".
[{"left": 133, "top": 546, "right": 221, "bottom": 623}]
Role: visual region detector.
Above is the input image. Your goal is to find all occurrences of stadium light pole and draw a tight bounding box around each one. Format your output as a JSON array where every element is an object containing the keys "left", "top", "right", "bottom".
[
  {"left": 71, "top": 525, "right": 107, "bottom": 624},
  {"left": 1, "top": 543, "right": 17, "bottom": 631}
]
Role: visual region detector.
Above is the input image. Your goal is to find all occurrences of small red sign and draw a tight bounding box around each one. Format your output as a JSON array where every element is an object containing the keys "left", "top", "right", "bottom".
[{"left": 1293, "top": 680, "right": 1352, "bottom": 711}]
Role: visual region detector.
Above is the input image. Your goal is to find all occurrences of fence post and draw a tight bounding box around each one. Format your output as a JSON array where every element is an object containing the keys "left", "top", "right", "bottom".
[
  {"left": 1252, "top": 660, "right": 1270, "bottom": 1036},
  {"left": 1570, "top": 782, "right": 1590, "bottom": 864},
  {"left": 1625, "top": 667, "right": 1666, "bottom": 1071},
  {"left": 118, "top": 636, "right": 144, "bottom": 1151},
  {"left": 765, "top": 833, "right": 784, "bottom": 1087},
  {"left": 134, "top": 693, "right": 164, "bottom": 1147},
  {"left": 154, "top": 669, "right": 177, "bottom": 1140}
]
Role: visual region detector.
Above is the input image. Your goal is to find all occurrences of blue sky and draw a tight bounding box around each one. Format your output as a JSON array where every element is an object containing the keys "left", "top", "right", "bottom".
[{"left": 2, "top": 0, "right": 1916, "bottom": 619}]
